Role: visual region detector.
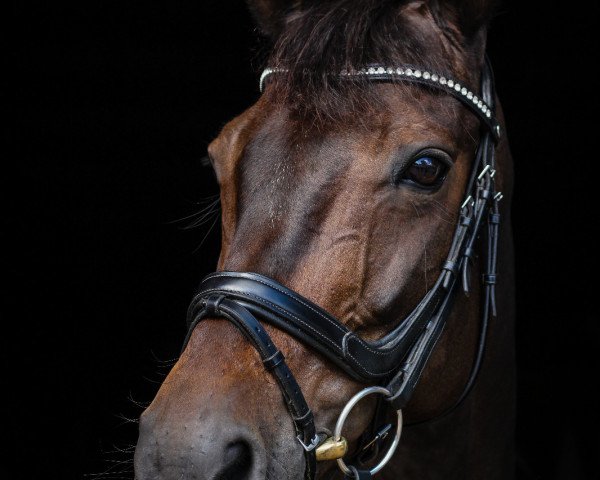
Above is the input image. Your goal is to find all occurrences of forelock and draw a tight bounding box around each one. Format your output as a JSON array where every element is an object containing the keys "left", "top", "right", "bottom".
[{"left": 261, "top": 0, "right": 480, "bottom": 127}]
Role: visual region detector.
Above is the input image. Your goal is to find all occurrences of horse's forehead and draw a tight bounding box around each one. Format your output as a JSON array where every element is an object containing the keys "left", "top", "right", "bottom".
[
  {"left": 249, "top": 86, "right": 462, "bottom": 151},
  {"left": 208, "top": 84, "right": 475, "bottom": 206}
]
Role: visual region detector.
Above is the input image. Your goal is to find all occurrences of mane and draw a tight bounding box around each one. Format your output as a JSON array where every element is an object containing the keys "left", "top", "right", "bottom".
[{"left": 262, "top": 0, "right": 483, "bottom": 126}]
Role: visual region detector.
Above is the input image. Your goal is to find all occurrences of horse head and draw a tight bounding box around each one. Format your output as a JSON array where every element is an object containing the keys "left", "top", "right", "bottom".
[{"left": 135, "top": 1, "right": 515, "bottom": 478}]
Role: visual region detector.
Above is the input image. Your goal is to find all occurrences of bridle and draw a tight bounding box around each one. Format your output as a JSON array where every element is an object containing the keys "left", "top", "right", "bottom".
[
  {"left": 182, "top": 58, "right": 502, "bottom": 479},
  {"left": 184, "top": 59, "right": 501, "bottom": 479}
]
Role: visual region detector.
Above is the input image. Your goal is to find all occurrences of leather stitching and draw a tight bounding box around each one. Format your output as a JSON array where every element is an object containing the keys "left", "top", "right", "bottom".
[
  {"left": 204, "top": 273, "right": 348, "bottom": 334},
  {"left": 194, "top": 289, "right": 402, "bottom": 377},
  {"left": 198, "top": 274, "right": 435, "bottom": 357},
  {"left": 196, "top": 287, "right": 344, "bottom": 353}
]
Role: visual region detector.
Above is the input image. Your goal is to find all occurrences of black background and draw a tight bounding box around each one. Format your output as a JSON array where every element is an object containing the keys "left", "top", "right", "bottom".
[{"left": 11, "top": 1, "right": 598, "bottom": 479}]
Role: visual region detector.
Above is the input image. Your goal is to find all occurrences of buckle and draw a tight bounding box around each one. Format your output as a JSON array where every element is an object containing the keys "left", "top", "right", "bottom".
[{"left": 297, "top": 433, "right": 327, "bottom": 452}]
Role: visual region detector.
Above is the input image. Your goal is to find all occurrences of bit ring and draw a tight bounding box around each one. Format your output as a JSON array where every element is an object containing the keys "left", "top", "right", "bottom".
[{"left": 334, "top": 386, "right": 403, "bottom": 476}]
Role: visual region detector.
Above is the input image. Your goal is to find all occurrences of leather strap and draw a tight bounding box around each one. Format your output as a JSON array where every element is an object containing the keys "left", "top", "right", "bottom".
[
  {"left": 345, "top": 466, "right": 372, "bottom": 479},
  {"left": 183, "top": 297, "right": 317, "bottom": 480},
  {"left": 187, "top": 272, "right": 447, "bottom": 382},
  {"left": 364, "top": 73, "right": 500, "bottom": 141},
  {"left": 387, "top": 56, "right": 500, "bottom": 418}
]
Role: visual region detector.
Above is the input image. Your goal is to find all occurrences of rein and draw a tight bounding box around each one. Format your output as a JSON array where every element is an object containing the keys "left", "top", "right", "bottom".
[{"left": 182, "top": 58, "right": 501, "bottom": 479}]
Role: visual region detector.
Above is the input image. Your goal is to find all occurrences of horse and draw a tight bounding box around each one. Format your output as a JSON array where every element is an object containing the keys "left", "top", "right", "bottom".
[{"left": 134, "top": 1, "right": 516, "bottom": 479}]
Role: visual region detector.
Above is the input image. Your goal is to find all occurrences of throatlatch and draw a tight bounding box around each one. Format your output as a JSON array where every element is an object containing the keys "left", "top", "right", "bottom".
[{"left": 183, "top": 58, "right": 501, "bottom": 480}]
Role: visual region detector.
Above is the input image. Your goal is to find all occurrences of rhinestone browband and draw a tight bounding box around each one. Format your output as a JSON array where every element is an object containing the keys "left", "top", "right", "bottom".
[{"left": 259, "top": 65, "right": 500, "bottom": 140}]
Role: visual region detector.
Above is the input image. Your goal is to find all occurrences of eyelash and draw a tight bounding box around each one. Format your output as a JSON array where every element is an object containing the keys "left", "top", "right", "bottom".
[{"left": 394, "top": 149, "right": 453, "bottom": 190}]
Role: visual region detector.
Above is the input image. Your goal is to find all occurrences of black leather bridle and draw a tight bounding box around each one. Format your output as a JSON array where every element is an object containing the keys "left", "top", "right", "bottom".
[{"left": 182, "top": 58, "right": 502, "bottom": 479}]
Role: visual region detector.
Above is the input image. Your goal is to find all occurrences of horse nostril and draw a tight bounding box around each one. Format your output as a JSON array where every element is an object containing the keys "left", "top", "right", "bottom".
[{"left": 215, "top": 441, "right": 253, "bottom": 480}]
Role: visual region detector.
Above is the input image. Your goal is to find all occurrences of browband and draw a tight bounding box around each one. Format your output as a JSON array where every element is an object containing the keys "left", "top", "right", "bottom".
[{"left": 259, "top": 64, "right": 501, "bottom": 142}]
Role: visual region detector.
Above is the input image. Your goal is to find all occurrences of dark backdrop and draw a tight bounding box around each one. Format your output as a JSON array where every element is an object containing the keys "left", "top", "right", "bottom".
[{"left": 11, "top": 1, "right": 598, "bottom": 479}]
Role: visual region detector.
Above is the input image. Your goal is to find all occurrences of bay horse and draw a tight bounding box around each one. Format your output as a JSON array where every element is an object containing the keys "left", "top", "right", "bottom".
[{"left": 134, "top": 1, "right": 515, "bottom": 479}]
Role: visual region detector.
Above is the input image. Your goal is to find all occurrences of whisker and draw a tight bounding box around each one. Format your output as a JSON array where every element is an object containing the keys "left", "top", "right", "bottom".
[
  {"left": 84, "top": 453, "right": 135, "bottom": 479},
  {"left": 126, "top": 392, "right": 151, "bottom": 410},
  {"left": 114, "top": 413, "right": 140, "bottom": 426},
  {"left": 165, "top": 196, "right": 221, "bottom": 229},
  {"left": 142, "top": 374, "right": 169, "bottom": 385},
  {"left": 192, "top": 213, "right": 220, "bottom": 254},
  {"left": 102, "top": 445, "right": 137, "bottom": 455},
  {"left": 410, "top": 201, "right": 430, "bottom": 293},
  {"left": 149, "top": 350, "right": 179, "bottom": 366},
  {"left": 429, "top": 200, "right": 456, "bottom": 224},
  {"left": 185, "top": 200, "right": 221, "bottom": 226},
  {"left": 183, "top": 208, "right": 220, "bottom": 230}
]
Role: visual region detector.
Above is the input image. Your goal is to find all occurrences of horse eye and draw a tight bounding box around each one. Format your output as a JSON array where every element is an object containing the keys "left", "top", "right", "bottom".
[{"left": 402, "top": 155, "right": 448, "bottom": 188}]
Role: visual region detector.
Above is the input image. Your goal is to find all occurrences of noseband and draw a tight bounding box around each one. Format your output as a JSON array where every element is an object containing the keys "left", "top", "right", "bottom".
[{"left": 183, "top": 58, "right": 501, "bottom": 479}]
